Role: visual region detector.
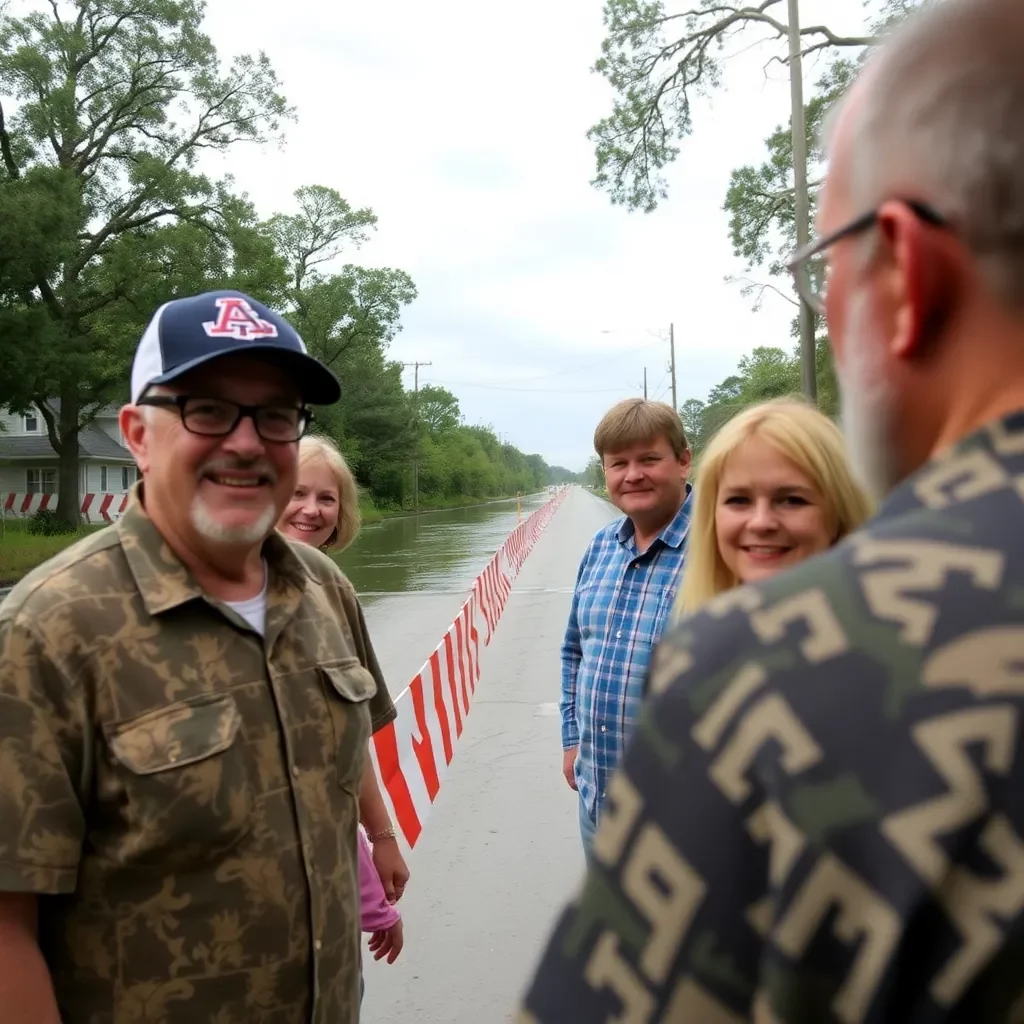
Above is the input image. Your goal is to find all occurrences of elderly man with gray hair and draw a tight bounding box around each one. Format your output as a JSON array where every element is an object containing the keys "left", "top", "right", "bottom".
[{"left": 518, "top": 1, "right": 1024, "bottom": 1020}]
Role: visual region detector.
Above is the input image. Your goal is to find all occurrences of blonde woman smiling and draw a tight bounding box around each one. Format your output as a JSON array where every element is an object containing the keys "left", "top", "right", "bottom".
[
  {"left": 279, "top": 433, "right": 362, "bottom": 551},
  {"left": 674, "top": 399, "right": 872, "bottom": 618},
  {"left": 277, "top": 435, "right": 408, "bottom": 981}
]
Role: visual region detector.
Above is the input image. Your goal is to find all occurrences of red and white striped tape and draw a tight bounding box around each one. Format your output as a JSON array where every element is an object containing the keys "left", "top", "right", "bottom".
[
  {"left": 2, "top": 492, "right": 130, "bottom": 523},
  {"left": 370, "top": 486, "right": 570, "bottom": 847}
]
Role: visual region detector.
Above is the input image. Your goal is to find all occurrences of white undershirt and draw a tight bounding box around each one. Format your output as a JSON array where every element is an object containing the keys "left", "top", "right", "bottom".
[{"left": 224, "top": 560, "right": 269, "bottom": 637}]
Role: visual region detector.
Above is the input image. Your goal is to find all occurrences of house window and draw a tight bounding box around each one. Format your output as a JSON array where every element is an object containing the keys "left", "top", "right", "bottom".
[
  {"left": 100, "top": 466, "right": 108, "bottom": 492},
  {"left": 26, "top": 469, "right": 57, "bottom": 495},
  {"left": 121, "top": 465, "right": 139, "bottom": 491},
  {"left": 23, "top": 412, "right": 38, "bottom": 433}
]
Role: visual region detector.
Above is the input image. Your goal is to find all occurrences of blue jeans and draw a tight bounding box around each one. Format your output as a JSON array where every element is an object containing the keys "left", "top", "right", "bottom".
[{"left": 579, "top": 796, "right": 597, "bottom": 865}]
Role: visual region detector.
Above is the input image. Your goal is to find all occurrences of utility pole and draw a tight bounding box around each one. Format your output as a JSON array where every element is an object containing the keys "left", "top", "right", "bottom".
[
  {"left": 402, "top": 360, "right": 432, "bottom": 511},
  {"left": 669, "top": 322, "right": 677, "bottom": 412},
  {"left": 643, "top": 367, "right": 648, "bottom": 399},
  {"left": 788, "top": 0, "right": 817, "bottom": 404}
]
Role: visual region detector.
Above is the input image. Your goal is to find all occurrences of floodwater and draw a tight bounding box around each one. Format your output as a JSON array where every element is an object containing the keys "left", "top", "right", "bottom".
[
  {"left": 339, "top": 492, "right": 553, "bottom": 692},
  {"left": 338, "top": 492, "right": 549, "bottom": 601}
]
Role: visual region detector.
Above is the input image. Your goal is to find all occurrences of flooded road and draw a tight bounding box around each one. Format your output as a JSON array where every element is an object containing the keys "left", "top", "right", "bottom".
[
  {"left": 338, "top": 492, "right": 548, "bottom": 599},
  {"left": 340, "top": 492, "right": 552, "bottom": 693}
]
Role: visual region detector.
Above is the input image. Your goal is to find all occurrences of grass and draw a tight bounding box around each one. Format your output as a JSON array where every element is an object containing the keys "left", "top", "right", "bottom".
[
  {"left": 0, "top": 491, "right": 537, "bottom": 585},
  {"left": 0, "top": 519, "right": 104, "bottom": 586}
]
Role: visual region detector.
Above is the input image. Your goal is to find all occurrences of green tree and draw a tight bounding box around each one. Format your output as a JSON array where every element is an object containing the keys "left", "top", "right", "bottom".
[
  {"left": 589, "top": 0, "right": 876, "bottom": 213},
  {"left": 679, "top": 397, "right": 706, "bottom": 454},
  {"left": 723, "top": 3, "right": 930, "bottom": 291},
  {"left": 720, "top": 3, "right": 927, "bottom": 408},
  {"left": 270, "top": 185, "right": 416, "bottom": 370},
  {"left": 0, "top": 165, "right": 82, "bottom": 401},
  {"left": 416, "top": 385, "right": 461, "bottom": 436},
  {"left": 681, "top": 335, "right": 842, "bottom": 457},
  {"left": 0, "top": 0, "right": 291, "bottom": 524},
  {"left": 736, "top": 346, "right": 800, "bottom": 402},
  {"left": 81, "top": 192, "right": 290, "bottom": 359},
  {"left": 724, "top": 59, "right": 857, "bottom": 288},
  {"left": 265, "top": 183, "right": 419, "bottom": 505}
]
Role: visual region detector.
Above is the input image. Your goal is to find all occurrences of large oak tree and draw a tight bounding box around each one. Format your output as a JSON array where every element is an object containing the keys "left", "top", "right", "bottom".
[{"left": 0, "top": 0, "right": 291, "bottom": 524}]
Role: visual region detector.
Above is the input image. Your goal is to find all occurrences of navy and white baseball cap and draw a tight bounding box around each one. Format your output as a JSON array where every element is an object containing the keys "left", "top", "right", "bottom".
[{"left": 130, "top": 290, "right": 341, "bottom": 406}]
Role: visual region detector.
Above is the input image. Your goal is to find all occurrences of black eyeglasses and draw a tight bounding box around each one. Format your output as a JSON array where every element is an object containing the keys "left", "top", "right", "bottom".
[
  {"left": 138, "top": 394, "right": 313, "bottom": 442},
  {"left": 786, "top": 199, "right": 951, "bottom": 315}
]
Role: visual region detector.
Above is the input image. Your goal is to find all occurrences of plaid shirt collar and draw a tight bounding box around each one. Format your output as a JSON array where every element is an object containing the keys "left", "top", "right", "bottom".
[{"left": 615, "top": 482, "right": 694, "bottom": 550}]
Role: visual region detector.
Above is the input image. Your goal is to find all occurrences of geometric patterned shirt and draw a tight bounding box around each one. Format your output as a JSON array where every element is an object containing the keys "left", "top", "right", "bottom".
[
  {"left": 526, "top": 412, "right": 1024, "bottom": 1022},
  {"left": 561, "top": 486, "right": 692, "bottom": 821}
]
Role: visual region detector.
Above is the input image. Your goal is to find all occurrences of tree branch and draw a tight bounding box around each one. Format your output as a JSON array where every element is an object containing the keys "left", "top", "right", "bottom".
[
  {"left": 800, "top": 24, "right": 878, "bottom": 48},
  {"left": 727, "top": 274, "right": 799, "bottom": 307}
]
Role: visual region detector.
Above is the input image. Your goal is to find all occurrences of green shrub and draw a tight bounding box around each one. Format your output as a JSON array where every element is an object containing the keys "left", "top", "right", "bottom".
[{"left": 26, "top": 508, "right": 78, "bottom": 537}]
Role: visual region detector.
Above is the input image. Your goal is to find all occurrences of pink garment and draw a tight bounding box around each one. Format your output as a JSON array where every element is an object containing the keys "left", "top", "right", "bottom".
[{"left": 359, "top": 828, "right": 401, "bottom": 932}]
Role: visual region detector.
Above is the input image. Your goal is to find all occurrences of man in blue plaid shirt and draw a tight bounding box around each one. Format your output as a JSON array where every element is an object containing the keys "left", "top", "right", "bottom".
[{"left": 560, "top": 398, "right": 693, "bottom": 857}]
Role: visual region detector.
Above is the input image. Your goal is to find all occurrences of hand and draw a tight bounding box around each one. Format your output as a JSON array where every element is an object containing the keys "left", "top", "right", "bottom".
[
  {"left": 562, "top": 747, "right": 578, "bottom": 791},
  {"left": 372, "top": 837, "right": 410, "bottom": 904},
  {"left": 368, "top": 920, "right": 404, "bottom": 964}
]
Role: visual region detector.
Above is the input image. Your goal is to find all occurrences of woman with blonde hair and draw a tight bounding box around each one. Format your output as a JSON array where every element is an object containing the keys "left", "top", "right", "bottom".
[
  {"left": 277, "top": 434, "right": 407, "bottom": 989},
  {"left": 674, "top": 398, "right": 873, "bottom": 618},
  {"left": 279, "top": 433, "right": 363, "bottom": 552}
]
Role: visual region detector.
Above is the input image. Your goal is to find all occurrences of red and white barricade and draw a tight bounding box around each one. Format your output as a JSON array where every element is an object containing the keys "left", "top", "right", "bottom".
[
  {"left": 371, "top": 486, "right": 570, "bottom": 847},
  {"left": 2, "top": 492, "right": 130, "bottom": 523}
]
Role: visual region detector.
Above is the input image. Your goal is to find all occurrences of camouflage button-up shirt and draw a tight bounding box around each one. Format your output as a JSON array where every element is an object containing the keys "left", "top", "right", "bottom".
[
  {"left": 0, "top": 488, "right": 396, "bottom": 1024},
  {"left": 521, "top": 411, "right": 1024, "bottom": 1022}
]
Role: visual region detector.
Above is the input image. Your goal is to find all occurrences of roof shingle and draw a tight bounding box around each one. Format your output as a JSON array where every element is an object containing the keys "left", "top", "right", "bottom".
[{"left": 0, "top": 424, "right": 133, "bottom": 461}]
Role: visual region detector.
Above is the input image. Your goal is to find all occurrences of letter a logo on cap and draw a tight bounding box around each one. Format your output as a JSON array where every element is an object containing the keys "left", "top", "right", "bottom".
[{"left": 203, "top": 296, "right": 279, "bottom": 340}]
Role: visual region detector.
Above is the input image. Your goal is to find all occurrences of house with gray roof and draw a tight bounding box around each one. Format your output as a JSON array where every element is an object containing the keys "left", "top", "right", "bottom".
[{"left": 0, "top": 400, "right": 139, "bottom": 498}]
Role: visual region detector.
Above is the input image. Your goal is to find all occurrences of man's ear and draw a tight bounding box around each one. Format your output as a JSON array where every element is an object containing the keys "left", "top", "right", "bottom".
[
  {"left": 679, "top": 447, "right": 693, "bottom": 477},
  {"left": 877, "top": 199, "right": 956, "bottom": 361},
  {"left": 119, "top": 406, "right": 150, "bottom": 473}
]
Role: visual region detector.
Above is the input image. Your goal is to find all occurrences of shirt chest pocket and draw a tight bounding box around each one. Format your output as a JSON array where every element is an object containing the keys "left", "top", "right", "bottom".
[
  {"left": 103, "top": 693, "right": 253, "bottom": 866},
  {"left": 319, "top": 659, "right": 376, "bottom": 793}
]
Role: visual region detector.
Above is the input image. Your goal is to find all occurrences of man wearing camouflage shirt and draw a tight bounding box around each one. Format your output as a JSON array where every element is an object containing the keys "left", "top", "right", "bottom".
[
  {"left": 520, "top": 1, "right": 1024, "bottom": 1020},
  {"left": 0, "top": 291, "right": 396, "bottom": 1024}
]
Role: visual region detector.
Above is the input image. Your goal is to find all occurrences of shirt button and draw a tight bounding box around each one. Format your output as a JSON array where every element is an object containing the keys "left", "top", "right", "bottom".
[
  {"left": 616, "top": 630, "right": 622, "bottom": 639},
  {"left": 601, "top": 725, "right": 607, "bottom": 733},
  {"left": 314, "top": 939, "right": 322, "bottom": 952},
  {"left": 291, "top": 765, "right": 300, "bottom": 778}
]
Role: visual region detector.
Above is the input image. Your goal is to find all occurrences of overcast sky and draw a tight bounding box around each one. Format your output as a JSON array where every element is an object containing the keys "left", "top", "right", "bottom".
[{"left": 202, "top": 0, "right": 877, "bottom": 471}]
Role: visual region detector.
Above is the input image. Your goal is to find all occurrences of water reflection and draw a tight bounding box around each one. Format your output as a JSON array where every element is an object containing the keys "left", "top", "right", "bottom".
[{"left": 335, "top": 492, "right": 549, "bottom": 599}]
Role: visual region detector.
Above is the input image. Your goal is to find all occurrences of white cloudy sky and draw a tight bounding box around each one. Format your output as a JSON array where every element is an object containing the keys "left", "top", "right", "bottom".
[{"left": 201, "top": 0, "right": 877, "bottom": 471}]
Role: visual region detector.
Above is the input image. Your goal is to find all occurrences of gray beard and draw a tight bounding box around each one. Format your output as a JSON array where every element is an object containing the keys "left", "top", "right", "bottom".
[
  {"left": 836, "top": 292, "right": 902, "bottom": 502},
  {"left": 190, "top": 495, "right": 278, "bottom": 546}
]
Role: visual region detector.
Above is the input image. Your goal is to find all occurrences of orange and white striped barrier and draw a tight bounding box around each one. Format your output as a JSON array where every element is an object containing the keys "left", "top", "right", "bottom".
[
  {"left": 370, "top": 486, "right": 570, "bottom": 847},
  {"left": 2, "top": 492, "right": 130, "bottom": 523}
]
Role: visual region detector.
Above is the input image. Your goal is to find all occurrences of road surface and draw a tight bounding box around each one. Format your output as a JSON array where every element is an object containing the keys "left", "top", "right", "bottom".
[{"left": 360, "top": 487, "right": 619, "bottom": 1023}]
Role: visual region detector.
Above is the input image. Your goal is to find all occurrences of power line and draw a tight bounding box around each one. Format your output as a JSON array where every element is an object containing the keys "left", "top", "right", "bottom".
[
  {"left": 428, "top": 338, "right": 666, "bottom": 388},
  {"left": 420, "top": 378, "right": 636, "bottom": 395}
]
